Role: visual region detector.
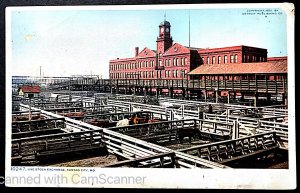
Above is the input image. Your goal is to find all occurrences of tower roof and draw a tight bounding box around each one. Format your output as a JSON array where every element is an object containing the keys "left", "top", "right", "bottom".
[{"left": 159, "top": 20, "right": 171, "bottom": 27}]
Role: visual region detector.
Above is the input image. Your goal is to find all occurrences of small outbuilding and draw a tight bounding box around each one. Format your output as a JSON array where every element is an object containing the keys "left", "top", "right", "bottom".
[{"left": 18, "top": 85, "right": 41, "bottom": 98}]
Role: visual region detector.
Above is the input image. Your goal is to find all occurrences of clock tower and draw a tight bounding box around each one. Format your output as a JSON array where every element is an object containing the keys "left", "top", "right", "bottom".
[{"left": 156, "top": 20, "right": 173, "bottom": 54}]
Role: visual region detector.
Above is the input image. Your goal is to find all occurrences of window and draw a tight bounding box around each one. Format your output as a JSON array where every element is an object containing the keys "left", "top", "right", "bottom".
[
  {"left": 234, "top": 55, "right": 238, "bottom": 63},
  {"left": 173, "top": 58, "right": 176, "bottom": 66},
  {"left": 212, "top": 56, "right": 216, "bottom": 64},
  {"left": 207, "top": 57, "right": 210, "bottom": 64},
  {"left": 176, "top": 58, "right": 179, "bottom": 66},
  {"left": 218, "top": 56, "right": 221, "bottom": 64},
  {"left": 181, "top": 58, "right": 184, "bottom": 66},
  {"left": 224, "top": 55, "right": 228, "bottom": 63},
  {"left": 230, "top": 55, "right": 234, "bottom": 63}
]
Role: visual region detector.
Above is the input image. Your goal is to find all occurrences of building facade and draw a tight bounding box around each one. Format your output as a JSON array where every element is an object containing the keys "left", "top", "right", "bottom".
[
  {"left": 109, "top": 20, "right": 274, "bottom": 81},
  {"left": 109, "top": 20, "right": 201, "bottom": 80}
]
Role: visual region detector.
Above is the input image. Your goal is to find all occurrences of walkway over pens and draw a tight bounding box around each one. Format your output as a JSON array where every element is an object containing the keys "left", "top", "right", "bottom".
[{"left": 46, "top": 77, "right": 287, "bottom": 106}]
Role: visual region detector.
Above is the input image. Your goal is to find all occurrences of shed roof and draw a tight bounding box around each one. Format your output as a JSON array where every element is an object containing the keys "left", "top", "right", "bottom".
[
  {"left": 188, "top": 59, "right": 287, "bottom": 75},
  {"left": 19, "top": 85, "right": 41, "bottom": 93}
]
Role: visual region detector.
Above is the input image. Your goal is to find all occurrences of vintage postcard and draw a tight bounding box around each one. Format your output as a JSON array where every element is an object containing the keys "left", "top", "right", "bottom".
[{"left": 5, "top": 3, "right": 295, "bottom": 189}]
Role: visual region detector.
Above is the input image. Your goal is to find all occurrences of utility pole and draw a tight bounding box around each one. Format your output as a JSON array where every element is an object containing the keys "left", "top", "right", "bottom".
[
  {"left": 28, "top": 97, "right": 31, "bottom": 121},
  {"left": 188, "top": 10, "right": 191, "bottom": 49}
]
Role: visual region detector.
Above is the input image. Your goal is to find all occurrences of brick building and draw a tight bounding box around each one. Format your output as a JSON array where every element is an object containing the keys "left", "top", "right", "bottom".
[
  {"left": 109, "top": 19, "right": 200, "bottom": 80},
  {"left": 109, "top": 19, "right": 275, "bottom": 81}
]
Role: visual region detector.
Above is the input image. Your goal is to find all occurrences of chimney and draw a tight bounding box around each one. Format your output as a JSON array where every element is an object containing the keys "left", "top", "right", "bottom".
[{"left": 135, "top": 47, "right": 139, "bottom": 57}]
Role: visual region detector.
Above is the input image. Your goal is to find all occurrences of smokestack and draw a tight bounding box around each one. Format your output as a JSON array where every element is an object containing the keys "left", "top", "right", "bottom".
[{"left": 135, "top": 47, "right": 139, "bottom": 57}]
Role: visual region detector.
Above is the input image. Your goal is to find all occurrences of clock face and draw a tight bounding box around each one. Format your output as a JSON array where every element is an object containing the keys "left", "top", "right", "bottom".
[
  {"left": 165, "top": 28, "right": 169, "bottom": 33},
  {"left": 160, "top": 27, "right": 164, "bottom": 33}
]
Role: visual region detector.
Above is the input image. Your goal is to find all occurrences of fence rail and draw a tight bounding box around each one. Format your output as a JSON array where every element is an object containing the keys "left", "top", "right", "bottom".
[{"left": 178, "top": 131, "right": 279, "bottom": 163}]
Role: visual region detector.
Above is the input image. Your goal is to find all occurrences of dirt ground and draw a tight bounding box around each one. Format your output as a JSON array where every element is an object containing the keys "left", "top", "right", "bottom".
[{"left": 48, "top": 155, "right": 118, "bottom": 167}]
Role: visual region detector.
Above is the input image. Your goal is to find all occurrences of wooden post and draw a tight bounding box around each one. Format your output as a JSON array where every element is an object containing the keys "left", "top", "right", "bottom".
[
  {"left": 224, "top": 75, "right": 227, "bottom": 90},
  {"left": 254, "top": 93, "right": 258, "bottom": 107},
  {"left": 215, "top": 88, "right": 218, "bottom": 103},
  {"left": 213, "top": 122, "right": 216, "bottom": 133},
  {"left": 204, "top": 75, "right": 207, "bottom": 90},
  {"left": 217, "top": 75, "right": 219, "bottom": 91},
  {"left": 232, "top": 120, "right": 239, "bottom": 139},
  {"left": 232, "top": 75, "right": 235, "bottom": 91},
  {"left": 28, "top": 98, "right": 32, "bottom": 121},
  {"left": 255, "top": 74, "right": 258, "bottom": 92},
  {"left": 227, "top": 91, "right": 230, "bottom": 104}
]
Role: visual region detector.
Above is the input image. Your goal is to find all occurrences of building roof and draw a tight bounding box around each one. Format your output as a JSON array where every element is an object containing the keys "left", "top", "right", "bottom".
[
  {"left": 188, "top": 59, "right": 287, "bottom": 75},
  {"left": 198, "top": 45, "right": 267, "bottom": 54},
  {"left": 267, "top": 56, "right": 288, "bottom": 62},
  {"left": 159, "top": 20, "right": 171, "bottom": 27},
  {"left": 19, "top": 85, "right": 41, "bottom": 93}
]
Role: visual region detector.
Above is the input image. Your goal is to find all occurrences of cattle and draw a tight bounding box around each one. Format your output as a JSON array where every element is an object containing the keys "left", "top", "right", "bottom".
[
  {"left": 116, "top": 118, "right": 132, "bottom": 127},
  {"left": 147, "top": 119, "right": 161, "bottom": 123},
  {"left": 87, "top": 119, "right": 113, "bottom": 128},
  {"left": 13, "top": 115, "right": 41, "bottom": 121},
  {"left": 178, "top": 128, "right": 201, "bottom": 143},
  {"left": 59, "top": 112, "right": 85, "bottom": 117}
]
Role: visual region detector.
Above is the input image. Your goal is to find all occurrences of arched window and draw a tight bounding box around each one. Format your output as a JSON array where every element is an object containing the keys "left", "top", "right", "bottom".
[
  {"left": 176, "top": 58, "right": 179, "bottom": 66},
  {"left": 234, "top": 55, "right": 238, "bottom": 63},
  {"left": 230, "top": 55, "right": 234, "bottom": 63},
  {"left": 184, "top": 58, "right": 187, "bottom": 65},
  {"left": 207, "top": 57, "right": 210, "bottom": 64},
  {"left": 218, "top": 56, "right": 221, "bottom": 64},
  {"left": 212, "top": 56, "right": 216, "bottom": 64},
  {"left": 224, "top": 55, "right": 228, "bottom": 63}
]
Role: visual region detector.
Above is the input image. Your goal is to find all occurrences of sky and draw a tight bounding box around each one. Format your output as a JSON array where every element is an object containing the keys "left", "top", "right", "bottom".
[{"left": 8, "top": 5, "right": 288, "bottom": 78}]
